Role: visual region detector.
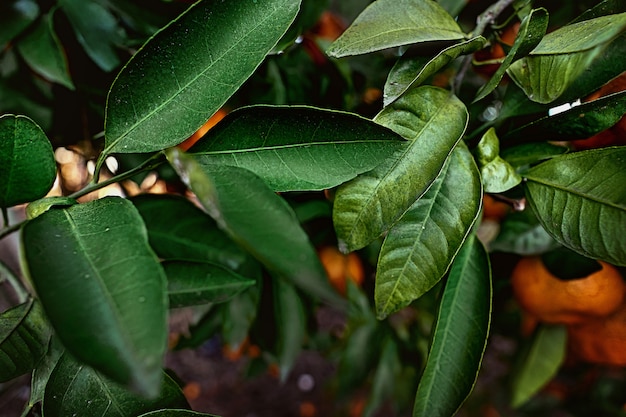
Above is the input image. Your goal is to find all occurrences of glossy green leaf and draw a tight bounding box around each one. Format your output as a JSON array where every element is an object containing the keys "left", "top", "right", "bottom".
[
  {"left": 0, "top": 114, "right": 56, "bottom": 208},
  {"left": 524, "top": 147, "right": 626, "bottom": 266},
  {"left": 476, "top": 128, "right": 521, "bottom": 193},
  {"left": 131, "top": 194, "right": 246, "bottom": 269},
  {"left": 104, "top": 0, "right": 300, "bottom": 155},
  {"left": 375, "top": 143, "right": 482, "bottom": 318},
  {"left": 25, "top": 196, "right": 76, "bottom": 220},
  {"left": 413, "top": 235, "right": 492, "bottom": 417},
  {"left": 139, "top": 411, "right": 219, "bottom": 417},
  {"left": 532, "top": 13, "right": 626, "bottom": 55},
  {"left": 163, "top": 260, "right": 255, "bottom": 308},
  {"left": 43, "top": 353, "right": 188, "bottom": 417},
  {"left": 572, "top": 0, "right": 626, "bottom": 23},
  {"left": 500, "top": 142, "right": 568, "bottom": 169},
  {"left": 0, "top": 299, "right": 51, "bottom": 382},
  {"left": 474, "top": 8, "right": 548, "bottom": 102},
  {"left": 273, "top": 277, "right": 306, "bottom": 381},
  {"left": 0, "top": 0, "right": 39, "bottom": 46},
  {"left": 511, "top": 325, "right": 567, "bottom": 408},
  {"left": 16, "top": 9, "right": 74, "bottom": 90},
  {"left": 21, "top": 337, "right": 63, "bottom": 417},
  {"left": 490, "top": 211, "right": 561, "bottom": 255},
  {"left": 166, "top": 149, "right": 344, "bottom": 307},
  {"left": 327, "top": 0, "right": 465, "bottom": 58},
  {"left": 384, "top": 37, "right": 486, "bottom": 106},
  {"left": 189, "top": 105, "right": 405, "bottom": 192},
  {"left": 505, "top": 90, "right": 626, "bottom": 142},
  {"left": 58, "top": 0, "right": 123, "bottom": 72},
  {"left": 333, "top": 86, "right": 468, "bottom": 252},
  {"left": 21, "top": 197, "right": 168, "bottom": 397}
]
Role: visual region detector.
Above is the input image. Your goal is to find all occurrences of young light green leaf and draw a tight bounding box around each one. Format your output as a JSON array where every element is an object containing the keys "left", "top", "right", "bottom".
[
  {"left": 131, "top": 194, "right": 246, "bottom": 270},
  {"left": 104, "top": 0, "right": 300, "bottom": 155},
  {"left": 43, "top": 353, "right": 188, "bottom": 417},
  {"left": 524, "top": 147, "right": 626, "bottom": 266},
  {"left": 327, "top": 0, "right": 465, "bottom": 58},
  {"left": 384, "top": 37, "right": 486, "bottom": 106},
  {"left": 413, "top": 235, "right": 492, "bottom": 417},
  {"left": 511, "top": 325, "right": 567, "bottom": 408},
  {"left": 163, "top": 260, "right": 255, "bottom": 308},
  {"left": 0, "top": 0, "right": 39, "bottom": 47},
  {"left": 0, "top": 114, "right": 56, "bottom": 208},
  {"left": 16, "top": 9, "right": 75, "bottom": 90},
  {"left": 504, "top": 90, "right": 626, "bottom": 142},
  {"left": 21, "top": 197, "right": 168, "bottom": 397},
  {"left": 474, "top": 8, "right": 548, "bottom": 102},
  {"left": 58, "top": 0, "right": 123, "bottom": 72},
  {"left": 476, "top": 128, "right": 521, "bottom": 193},
  {"left": 166, "top": 148, "right": 345, "bottom": 307},
  {"left": 189, "top": 105, "right": 406, "bottom": 192},
  {"left": 273, "top": 277, "right": 306, "bottom": 381},
  {"left": 333, "top": 86, "right": 468, "bottom": 252},
  {"left": 0, "top": 299, "right": 51, "bottom": 382},
  {"left": 26, "top": 196, "right": 76, "bottom": 220},
  {"left": 375, "top": 143, "right": 482, "bottom": 318}
]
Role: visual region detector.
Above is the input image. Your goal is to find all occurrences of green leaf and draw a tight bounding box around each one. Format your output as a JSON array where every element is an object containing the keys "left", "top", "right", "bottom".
[
  {"left": 524, "top": 147, "right": 626, "bottom": 266},
  {"left": 0, "top": 0, "right": 39, "bottom": 47},
  {"left": 25, "top": 196, "right": 76, "bottom": 220},
  {"left": 0, "top": 299, "right": 51, "bottom": 382},
  {"left": 475, "top": 128, "right": 522, "bottom": 193},
  {"left": 163, "top": 260, "right": 255, "bottom": 308},
  {"left": 384, "top": 37, "right": 486, "bottom": 106},
  {"left": 327, "top": 0, "right": 465, "bottom": 58},
  {"left": 413, "top": 235, "right": 492, "bottom": 417},
  {"left": 500, "top": 142, "right": 568, "bottom": 169},
  {"left": 504, "top": 91, "right": 626, "bottom": 142},
  {"left": 58, "top": 0, "right": 123, "bottom": 72},
  {"left": 21, "top": 337, "right": 63, "bottom": 417},
  {"left": 166, "top": 148, "right": 345, "bottom": 307},
  {"left": 273, "top": 278, "right": 306, "bottom": 381},
  {"left": 571, "top": 0, "right": 626, "bottom": 23},
  {"left": 189, "top": 105, "right": 406, "bottom": 192},
  {"left": 375, "top": 143, "right": 482, "bottom": 318},
  {"left": 21, "top": 197, "right": 168, "bottom": 397},
  {"left": 0, "top": 114, "right": 56, "bottom": 208},
  {"left": 363, "top": 336, "right": 401, "bottom": 417},
  {"left": 139, "top": 411, "right": 219, "bottom": 417},
  {"left": 532, "top": 13, "right": 626, "bottom": 54},
  {"left": 131, "top": 194, "right": 246, "bottom": 269},
  {"left": 16, "top": 9, "right": 75, "bottom": 90},
  {"left": 333, "top": 86, "right": 468, "bottom": 252},
  {"left": 104, "top": 0, "right": 300, "bottom": 155},
  {"left": 474, "top": 8, "right": 548, "bottom": 102},
  {"left": 43, "top": 353, "right": 189, "bottom": 417},
  {"left": 511, "top": 325, "right": 567, "bottom": 408},
  {"left": 490, "top": 211, "right": 561, "bottom": 256}
]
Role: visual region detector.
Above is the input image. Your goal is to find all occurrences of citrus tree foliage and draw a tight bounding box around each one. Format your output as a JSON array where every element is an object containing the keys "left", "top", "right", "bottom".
[{"left": 0, "top": 0, "right": 625, "bottom": 416}]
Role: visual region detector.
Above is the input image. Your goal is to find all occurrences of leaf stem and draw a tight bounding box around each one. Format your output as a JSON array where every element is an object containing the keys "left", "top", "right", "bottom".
[
  {"left": 1, "top": 207, "right": 8, "bottom": 227},
  {"left": 0, "top": 221, "right": 22, "bottom": 241},
  {"left": 69, "top": 152, "right": 166, "bottom": 200},
  {"left": 0, "top": 260, "right": 29, "bottom": 303},
  {"left": 454, "top": 0, "right": 517, "bottom": 92}
]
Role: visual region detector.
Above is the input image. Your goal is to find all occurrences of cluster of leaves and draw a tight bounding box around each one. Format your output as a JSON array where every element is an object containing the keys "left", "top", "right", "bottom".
[{"left": 1, "top": 0, "right": 625, "bottom": 416}]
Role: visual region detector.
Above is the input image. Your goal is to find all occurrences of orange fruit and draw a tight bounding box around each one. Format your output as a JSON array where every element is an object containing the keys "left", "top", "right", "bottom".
[
  {"left": 178, "top": 108, "right": 228, "bottom": 151},
  {"left": 318, "top": 246, "right": 365, "bottom": 296},
  {"left": 473, "top": 22, "right": 520, "bottom": 77},
  {"left": 482, "top": 194, "right": 510, "bottom": 221},
  {"left": 182, "top": 381, "right": 202, "bottom": 401},
  {"left": 511, "top": 256, "right": 626, "bottom": 325},
  {"left": 299, "top": 401, "right": 317, "bottom": 417}
]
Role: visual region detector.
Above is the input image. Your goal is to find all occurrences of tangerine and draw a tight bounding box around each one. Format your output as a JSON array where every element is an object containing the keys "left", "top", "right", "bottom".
[
  {"left": 511, "top": 256, "right": 625, "bottom": 325},
  {"left": 318, "top": 246, "right": 365, "bottom": 296}
]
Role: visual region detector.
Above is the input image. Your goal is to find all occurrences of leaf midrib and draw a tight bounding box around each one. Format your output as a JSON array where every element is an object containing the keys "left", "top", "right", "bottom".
[{"left": 193, "top": 139, "right": 400, "bottom": 155}]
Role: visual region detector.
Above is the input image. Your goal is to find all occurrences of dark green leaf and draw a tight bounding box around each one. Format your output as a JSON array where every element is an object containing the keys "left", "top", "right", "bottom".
[
  {"left": 474, "top": 8, "right": 548, "bottom": 102},
  {"left": 104, "top": 0, "right": 300, "bottom": 155},
  {"left": 0, "top": 299, "right": 51, "bottom": 382},
  {"left": 437, "top": 0, "right": 467, "bottom": 17},
  {"left": 16, "top": 9, "right": 74, "bottom": 90},
  {"left": 571, "top": 0, "right": 626, "bottom": 23},
  {"left": 524, "top": 147, "right": 626, "bottom": 266},
  {"left": 131, "top": 194, "right": 246, "bottom": 269},
  {"left": 0, "top": 114, "right": 56, "bottom": 208},
  {"left": 43, "top": 353, "right": 188, "bottom": 416},
  {"left": 413, "top": 235, "right": 492, "bottom": 417},
  {"left": 21, "top": 337, "right": 63, "bottom": 417},
  {"left": 500, "top": 142, "right": 568, "bottom": 169},
  {"left": 189, "top": 105, "right": 406, "bottom": 192},
  {"left": 273, "top": 278, "right": 306, "bottom": 381},
  {"left": 139, "top": 411, "right": 219, "bottom": 417},
  {"left": 375, "top": 143, "right": 482, "bottom": 318},
  {"left": 490, "top": 210, "right": 561, "bottom": 255},
  {"left": 511, "top": 325, "right": 567, "bottom": 408},
  {"left": 22, "top": 197, "right": 168, "bottom": 397},
  {"left": 504, "top": 91, "right": 626, "bottom": 142},
  {"left": 333, "top": 86, "right": 468, "bottom": 252},
  {"left": 327, "top": 0, "right": 465, "bottom": 58},
  {"left": 363, "top": 336, "right": 401, "bottom": 417},
  {"left": 0, "top": 0, "right": 39, "bottom": 47},
  {"left": 384, "top": 37, "right": 486, "bottom": 106},
  {"left": 58, "top": 0, "right": 123, "bottom": 71},
  {"left": 475, "top": 128, "right": 521, "bottom": 193},
  {"left": 166, "top": 149, "right": 345, "bottom": 307},
  {"left": 163, "top": 260, "right": 255, "bottom": 308}
]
